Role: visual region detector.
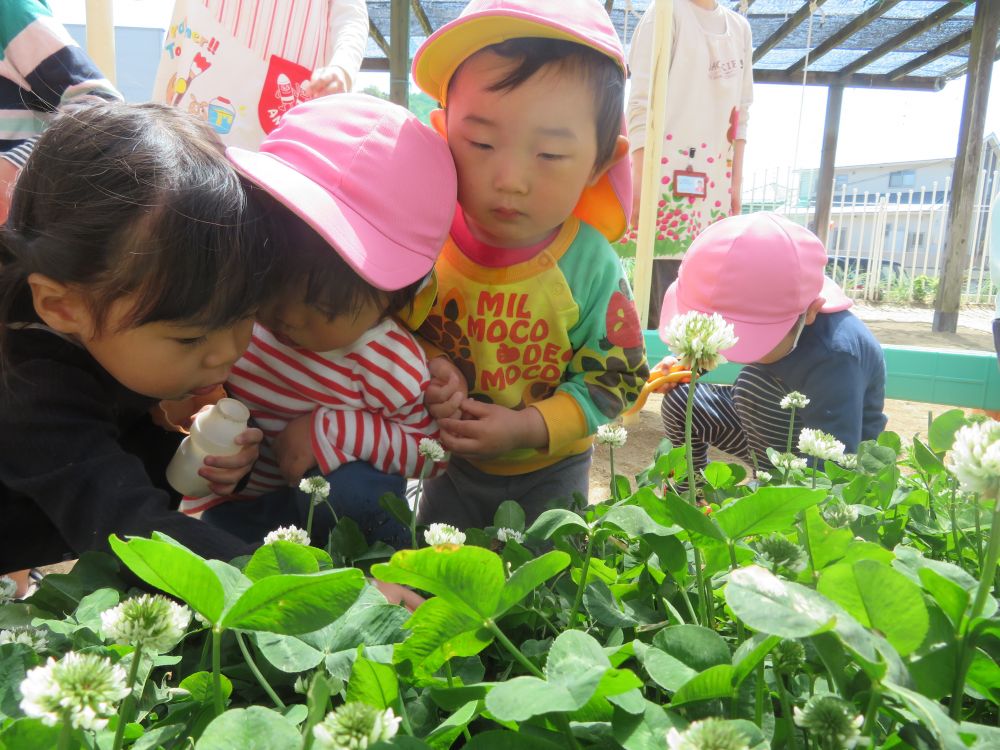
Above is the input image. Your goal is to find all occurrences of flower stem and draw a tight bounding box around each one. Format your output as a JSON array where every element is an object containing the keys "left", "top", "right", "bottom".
[
  {"left": 727, "top": 541, "right": 745, "bottom": 642},
  {"left": 305, "top": 500, "right": 316, "bottom": 542},
  {"left": 568, "top": 530, "right": 595, "bottom": 627},
  {"left": 950, "top": 497, "right": 1000, "bottom": 719},
  {"left": 235, "top": 631, "right": 285, "bottom": 709},
  {"left": 786, "top": 406, "right": 796, "bottom": 454},
  {"left": 777, "top": 675, "right": 800, "bottom": 750},
  {"left": 862, "top": 685, "right": 881, "bottom": 739},
  {"left": 683, "top": 373, "right": 711, "bottom": 628},
  {"left": 609, "top": 448, "right": 618, "bottom": 501},
  {"left": 111, "top": 646, "right": 143, "bottom": 750},
  {"left": 798, "top": 511, "right": 817, "bottom": 582},
  {"left": 58, "top": 712, "right": 73, "bottom": 750},
  {"left": 410, "top": 465, "right": 430, "bottom": 549},
  {"left": 212, "top": 626, "right": 224, "bottom": 718},
  {"left": 486, "top": 619, "right": 544, "bottom": 679}
]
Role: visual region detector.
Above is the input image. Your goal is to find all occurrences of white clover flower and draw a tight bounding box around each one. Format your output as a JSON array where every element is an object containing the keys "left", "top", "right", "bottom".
[
  {"left": 418, "top": 438, "right": 447, "bottom": 463},
  {"left": 0, "top": 627, "right": 48, "bottom": 652},
  {"left": 948, "top": 420, "right": 1000, "bottom": 499},
  {"left": 19, "top": 652, "right": 129, "bottom": 730},
  {"left": 839, "top": 453, "right": 858, "bottom": 470},
  {"left": 757, "top": 470, "right": 773, "bottom": 484},
  {"left": 780, "top": 391, "right": 810, "bottom": 410},
  {"left": 596, "top": 423, "right": 628, "bottom": 447},
  {"left": 101, "top": 594, "right": 191, "bottom": 653},
  {"left": 264, "top": 525, "right": 311, "bottom": 546},
  {"left": 662, "top": 311, "right": 738, "bottom": 373},
  {"left": 666, "top": 718, "right": 750, "bottom": 750},
  {"left": 496, "top": 527, "right": 525, "bottom": 544},
  {"left": 313, "top": 703, "right": 401, "bottom": 750},
  {"left": 794, "top": 694, "right": 864, "bottom": 749},
  {"left": 823, "top": 501, "right": 859, "bottom": 529},
  {"left": 424, "top": 523, "right": 466, "bottom": 546},
  {"left": 0, "top": 575, "right": 17, "bottom": 604},
  {"left": 798, "top": 428, "right": 846, "bottom": 463},
  {"left": 299, "top": 476, "right": 331, "bottom": 505},
  {"left": 755, "top": 533, "right": 807, "bottom": 575},
  {"left": 771, "top": 452, "right": 808, "bottom": 472}
]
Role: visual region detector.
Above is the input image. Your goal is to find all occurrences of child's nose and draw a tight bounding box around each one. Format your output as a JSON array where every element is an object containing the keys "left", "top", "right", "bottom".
[{"left": 493, "top": 158, "right": 529, "bottom": 195}]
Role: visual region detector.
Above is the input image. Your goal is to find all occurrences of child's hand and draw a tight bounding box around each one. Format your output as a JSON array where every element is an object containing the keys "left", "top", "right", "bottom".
[
  {"left": 372, "top": 580, "right": 425, "bottom": 612},
  {"left": 425, "top": 356, "right": 468, "bottom": 420},
  {"left": 271, "top": 414, "right": 319, "bottom": 485},
  {"left": 648, "top": 356, "right": 691, "bottom": 393},
  {"left": 201, "top": 427, "right": 264, "bottom": 495},
  {"left": 439, "top": 400, "right": 548, "bottom": 459},
  {"left": 302, "top": 66, "right": 350, "bottom": 98}
]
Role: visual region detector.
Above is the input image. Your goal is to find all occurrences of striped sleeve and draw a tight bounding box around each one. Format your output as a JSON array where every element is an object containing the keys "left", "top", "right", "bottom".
[
  {"left": 0, "top": 136, "right": 35, "bottom": 167},
  {"left": 311, "top": 325, "right": 444, "bottom": 478}
]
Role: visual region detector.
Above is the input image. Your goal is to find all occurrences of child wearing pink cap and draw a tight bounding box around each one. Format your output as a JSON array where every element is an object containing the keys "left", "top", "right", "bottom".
[
  {"left": 410, "top": 0, "right": 649, "bottom": 529},
  {"left": 655, "top": 212, "right": 887, "bottom": 469},
  {"left": 185, "top": 94, "right": 458, "bottom": 548}
]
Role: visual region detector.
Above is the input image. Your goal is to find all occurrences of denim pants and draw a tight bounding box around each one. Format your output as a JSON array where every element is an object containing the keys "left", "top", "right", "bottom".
[{"left": 201, "top": 461, "right": 409, "bottom": 549}]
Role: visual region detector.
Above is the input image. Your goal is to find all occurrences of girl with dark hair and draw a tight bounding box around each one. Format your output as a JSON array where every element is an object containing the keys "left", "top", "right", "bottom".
[{"left": 0, "top": 100, "right": 272, "bottom": 586}]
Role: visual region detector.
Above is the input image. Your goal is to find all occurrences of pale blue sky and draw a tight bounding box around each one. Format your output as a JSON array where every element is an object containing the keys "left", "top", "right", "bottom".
[{"left": 53, "top": 0, "right": 1000, "bottom": 176}]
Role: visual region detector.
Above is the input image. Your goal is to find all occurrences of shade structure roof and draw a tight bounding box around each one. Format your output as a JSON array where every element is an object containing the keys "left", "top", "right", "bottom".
[{"left": 364, "top": 0, "right": 992, "bottom": 91}]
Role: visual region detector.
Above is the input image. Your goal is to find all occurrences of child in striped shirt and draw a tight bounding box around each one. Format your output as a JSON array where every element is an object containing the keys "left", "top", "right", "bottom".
[{"left": 187, "top": 94, "right": 458, "bottom": 548}]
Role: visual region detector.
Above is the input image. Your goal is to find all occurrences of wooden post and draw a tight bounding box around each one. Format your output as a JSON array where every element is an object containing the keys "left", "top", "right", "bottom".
[
  {"left": 389, "top": 0, "right": 410, "bottom": 108},
  {"left": 85, "top": 0, "right": 116, "bottom": 85},
  {"left": 633, "top": 0, "right": 673, "bottom": 329},
  {"left": 813, "top": 85, "right": 843, "bottom": 245},
  {"left": 933, "top": 0, "right": 1000, "bottom": 332}
]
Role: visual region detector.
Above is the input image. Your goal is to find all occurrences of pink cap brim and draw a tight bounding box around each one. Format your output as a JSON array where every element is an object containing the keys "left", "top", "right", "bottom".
[
  {"left": 227, "top": 147, "right": 437, "bottom": 291},
  {"left": 658, "top": 274, "right": 855, "bottom": 365}
]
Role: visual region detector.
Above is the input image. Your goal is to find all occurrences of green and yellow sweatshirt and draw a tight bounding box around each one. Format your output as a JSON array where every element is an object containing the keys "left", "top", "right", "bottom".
[{"left": 418, "top": 215, "right": 649, "bottom": 475}]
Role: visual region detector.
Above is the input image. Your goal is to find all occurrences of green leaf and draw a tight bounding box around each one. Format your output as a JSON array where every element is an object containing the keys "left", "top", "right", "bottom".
[
  {"left": 912, "top": 437, "right": 946, "bottom": 475},
  {"left": 662, "top": 492, "right": 725, "bottom": 541},
  {"left": 804, "top": 507, "right": 852, "bottom": 570},
  {"left": 612, "top": 701, "right": 684, "bottom": 750},
  {"left": 194, "top": 706, "right": 301, "bottom": 749},
  {"left": 380, "top": 492, "right": 414, "bottom": 528},
  {"left": 817, "top": 559, "right": 930, "bottom": 656},
  {"left": 632, "top": 642, "right": 696, "bottom": 692},
  {"left": 494, "top": 500, "right": 526, "bottom": 531},
  {"left": 652, "top": 625, "right": 731, "bottom": 671},
  {"left": 494, "top": 551, "right": 570, "bottom": 616},
  {"left": 243, "top": 542, "right": 320, "bottom": 580},
  {"left": 967, "top": 649, "right": 1000, "bottom": 704},
  {"left": 703, "top": 462, "right": 734, "bottom": 489},
  {"left": 426, "top": 700, "right": 481, "bottom": 750},
  {"left": 463, "top": 730, "right": 564, "bottom": 750},
  {"left": 346, "top": 653, "right": 399, "bottom": 710},
  {"left": 24, "top": 552, "right": 123, "bottom": 614},
  {"left": 883, "top": 682, "right": 968, "bottom": 750},
  {"left": 671, "top": 664, "right": 735, "bottom": 705},
  {"left": 393, "top": 598, "right": 491, "bottom": 680},
  {"left": 109, "top": 535, "right": 224, "bottom": 623},
  {"left": 0, "top": 719, "right": 62, "bottom": 750},
  {"left": 713, "top": 487, "right": 826, "bottom": 540},
  {"left": 918, "top": 568, "right": 969, "bottom": 628},
  {"left": 485, "top": 630, "right": 612, "bottom": 721},
  {"left": 601, "top": 505, "right": 679, "bottom": 538},
  {"left": 727, "top": 566, "right": 836, "bottom": 637},
  {"left": 731, "top": 633, "right": 781, "bottom": 686},
  {"left": 179, "top": 671, "right": 233, "bottom": 703},
  {"left": 372, "top": 546, "right": 505, "bottom": 620},
  {"left": 525, "top": 508, "right": 589, "bottom": 540},
  {"left": 220, "top": 568, "right": 364, "bottom": 634},
  {"left": 929, "top": 409, "right": 969, "bottom": 453}
]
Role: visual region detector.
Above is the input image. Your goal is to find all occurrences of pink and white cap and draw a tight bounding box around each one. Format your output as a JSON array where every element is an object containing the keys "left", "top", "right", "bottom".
[
  {"left": 658, "top": 212, "right": 853, "bottom": 364},
  {"left": 411, "top": 0, "right": 632, "bottom": 242},
  {"left": 226, "top": 94, "right": 458, "bottom": 291}
]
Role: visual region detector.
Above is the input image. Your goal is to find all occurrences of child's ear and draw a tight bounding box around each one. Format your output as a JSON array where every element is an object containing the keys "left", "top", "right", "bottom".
[
  {"left": 429, "top": 108, "right": 448, "bottom": 140},
  {"left": 27, "top": 273, "right": 93, "bottom": 337},
  {"left": 588, "top": 135, "right": 630, "bottom": 186},
  {"left": 804, "top": 297, "right": 825, "bottom": 325}
]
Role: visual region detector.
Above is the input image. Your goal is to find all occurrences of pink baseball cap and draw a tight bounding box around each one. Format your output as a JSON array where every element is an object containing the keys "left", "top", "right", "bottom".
[
  {"left": 411, "top": 0, "right": 632, "bottom": 242},
  {"left": 226, "top": 94, "right": 457, "bottom": 291},
  {"left": 658, "top": 213, "right": 853, "bottom": 364}
]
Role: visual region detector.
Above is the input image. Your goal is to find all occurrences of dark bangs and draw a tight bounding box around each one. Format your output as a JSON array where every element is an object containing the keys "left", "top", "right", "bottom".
[{"left": 4, "top": 101, "right": 270, "bottom": 334}]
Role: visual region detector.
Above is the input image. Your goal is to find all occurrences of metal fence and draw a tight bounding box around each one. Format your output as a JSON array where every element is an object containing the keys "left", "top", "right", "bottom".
[{"left": 741, "top": 168, "right": 998, "bottom": 306}]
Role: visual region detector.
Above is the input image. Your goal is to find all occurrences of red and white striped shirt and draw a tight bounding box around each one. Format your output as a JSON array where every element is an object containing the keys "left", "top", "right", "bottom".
[
  {"left": 176, "top": 0, "right": 368, "bottom": 80},
  {"left": 179, "top": 319, "right": 441, "bottom": 514}
]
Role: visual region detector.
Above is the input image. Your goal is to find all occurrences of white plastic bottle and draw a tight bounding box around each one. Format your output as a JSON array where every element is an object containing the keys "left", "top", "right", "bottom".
[{"left": 166, "top": 398, "right": 250, "bottom": 498}]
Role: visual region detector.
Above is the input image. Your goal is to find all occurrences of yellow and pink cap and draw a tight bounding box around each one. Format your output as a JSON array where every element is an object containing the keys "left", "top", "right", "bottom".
[{"left": 411, "top": 0, "right": 632, "bottom": 242}]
